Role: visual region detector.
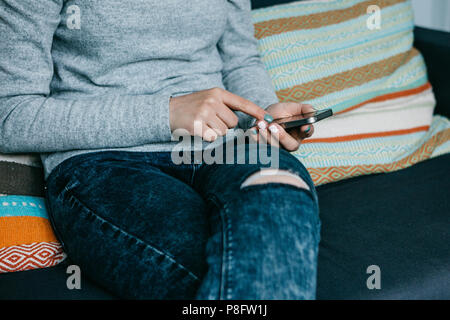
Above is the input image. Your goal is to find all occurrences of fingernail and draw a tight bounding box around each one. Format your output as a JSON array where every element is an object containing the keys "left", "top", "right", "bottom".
[
  {"left": 250, "top": 128, "right": 258, "bottom": 135},
  {"left": 268, "top": 124, "right": 279, "bottom": 134},
  {"left": 264, "top": 114, "right": 274, "bottom": 123},
  {"left": 304, "top": 126, "right": 311, "bottom": 133},
  {"left": 257, "top": 121, "right": 267, "bottom": 130}
]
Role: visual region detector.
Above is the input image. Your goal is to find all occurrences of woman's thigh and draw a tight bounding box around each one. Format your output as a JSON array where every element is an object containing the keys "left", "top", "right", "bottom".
[
  {"left": 193, "top": 143, "right": 321, "bottom": 299},
  {"left": 45, "top": 151, "right": 209, "bottom": 299}
]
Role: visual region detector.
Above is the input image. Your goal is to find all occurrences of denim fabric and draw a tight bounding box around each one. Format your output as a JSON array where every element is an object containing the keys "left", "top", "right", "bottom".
[{"left": 45, "top": 142, "right": 320, "bottom": 299}]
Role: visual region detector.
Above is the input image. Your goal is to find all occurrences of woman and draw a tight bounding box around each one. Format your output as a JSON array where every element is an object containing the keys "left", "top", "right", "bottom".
[{"left": 0, "top": 0, "right": 320, "bottom": 299}]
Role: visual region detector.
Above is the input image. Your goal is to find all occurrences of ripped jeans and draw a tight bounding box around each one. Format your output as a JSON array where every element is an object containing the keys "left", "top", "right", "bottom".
[{"left": 45, "top": 141, "right": 321, "bottom": 299}]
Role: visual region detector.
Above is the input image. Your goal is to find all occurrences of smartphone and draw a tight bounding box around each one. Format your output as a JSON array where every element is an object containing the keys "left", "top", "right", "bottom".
[{"left": 272, "top": 108, "right": 333, "bottom": 129}]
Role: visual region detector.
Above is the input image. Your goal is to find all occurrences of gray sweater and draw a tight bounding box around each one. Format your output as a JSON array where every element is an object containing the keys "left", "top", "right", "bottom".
[{"left": 0, "top": 0, "right": 279, "bottom": 180}]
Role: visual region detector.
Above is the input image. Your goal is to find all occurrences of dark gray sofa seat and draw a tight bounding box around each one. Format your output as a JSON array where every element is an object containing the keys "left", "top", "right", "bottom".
[{"left": 316, "top": 153, "right": 450, "bottom": 299}]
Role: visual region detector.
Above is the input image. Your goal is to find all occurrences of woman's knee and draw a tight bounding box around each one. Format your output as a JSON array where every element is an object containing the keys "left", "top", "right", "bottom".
[{"left": 240, "top": 168, "right": 310, "bottom": 191}]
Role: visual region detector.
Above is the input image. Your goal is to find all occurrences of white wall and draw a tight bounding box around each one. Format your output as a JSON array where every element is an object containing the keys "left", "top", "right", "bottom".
[{"left": 411, "top": 0, "right": 450, "bottom": 32}]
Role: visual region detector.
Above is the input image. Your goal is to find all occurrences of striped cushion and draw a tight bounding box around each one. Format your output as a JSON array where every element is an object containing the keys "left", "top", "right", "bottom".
[
  {"left": 252, "top": 0, "right": 450, "bottom": 185},
  {"left": 0, "top": 155, "right": 65, "bottom": 273}
]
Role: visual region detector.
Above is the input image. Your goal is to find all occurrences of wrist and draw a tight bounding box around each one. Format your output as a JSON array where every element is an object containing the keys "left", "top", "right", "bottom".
[{"left": 169, "top": 96, "right": 179, "bottom": 132}]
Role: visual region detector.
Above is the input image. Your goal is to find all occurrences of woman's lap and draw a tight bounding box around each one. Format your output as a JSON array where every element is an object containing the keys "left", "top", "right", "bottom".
[
  {"left": 45, "top": 152, "right": 209, "bottom": 299},
  {"left": 45, "top": 143, "right": 320, "bottom": 299}
]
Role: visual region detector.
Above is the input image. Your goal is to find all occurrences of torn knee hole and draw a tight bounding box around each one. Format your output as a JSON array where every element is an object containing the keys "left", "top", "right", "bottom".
[{"left": 240, "top": 169, "right": 310, "bottom": 191}]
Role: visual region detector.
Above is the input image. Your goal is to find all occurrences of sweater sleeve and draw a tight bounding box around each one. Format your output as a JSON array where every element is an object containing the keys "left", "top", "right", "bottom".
[
  {"left": 0, "top": 0, "right": 172, "bottom": 154},
  {"left": 218, "top": 0, "right": 279, "bottom": 129}
]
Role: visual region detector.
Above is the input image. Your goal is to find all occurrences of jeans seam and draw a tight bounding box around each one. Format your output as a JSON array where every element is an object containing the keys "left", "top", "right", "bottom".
[
  {"left": 205, "top": 194, "right": 233, "bottom": 300},
  {"left": 64, "top": 190, "right": 201, "bottom": 283},
  {"left": 223, "top": 203, "right": 234, "bottom": 300},
  {"left": 44, "top": 183, "right": 67, "bottom": 252}
]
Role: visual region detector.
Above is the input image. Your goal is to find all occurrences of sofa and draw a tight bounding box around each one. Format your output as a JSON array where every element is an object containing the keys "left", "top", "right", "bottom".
[{"left": 0, "top": 0, "right": 449, "bottom": 299}]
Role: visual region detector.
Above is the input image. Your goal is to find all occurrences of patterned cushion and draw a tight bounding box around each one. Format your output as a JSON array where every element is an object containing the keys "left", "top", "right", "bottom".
[
  {"left": 0, "top": 155, "right": 65, "bottom": 273},
  {"left": 252, "top": 0, "right": 450, "bottom": 185}
]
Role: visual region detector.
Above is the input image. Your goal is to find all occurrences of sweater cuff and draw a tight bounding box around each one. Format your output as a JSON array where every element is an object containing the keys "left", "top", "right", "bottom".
[{"left": 140, "top": 93, "right": 172, "bottom": 143}]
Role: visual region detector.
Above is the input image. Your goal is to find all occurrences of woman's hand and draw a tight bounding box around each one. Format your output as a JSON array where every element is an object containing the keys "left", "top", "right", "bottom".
[
  {"left": 252, "top": 102, "right": 315, "bottom": 151},
  {"left": 169, "top": 87, "right": 270, "bottom": 142}
]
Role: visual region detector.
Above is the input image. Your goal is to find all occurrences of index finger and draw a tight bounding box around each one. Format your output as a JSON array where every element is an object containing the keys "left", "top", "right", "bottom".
[
  {"left": 301, "top": 104, "right": 316, "bottom": 114},
  {"left": 221, "top": 90, "right": 267, "bottom": 121}
]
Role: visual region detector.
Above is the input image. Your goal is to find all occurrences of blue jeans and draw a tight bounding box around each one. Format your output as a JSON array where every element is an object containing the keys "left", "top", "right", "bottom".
[{"left": 45, "top": 142, "right": 321, "bottom": 299}]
